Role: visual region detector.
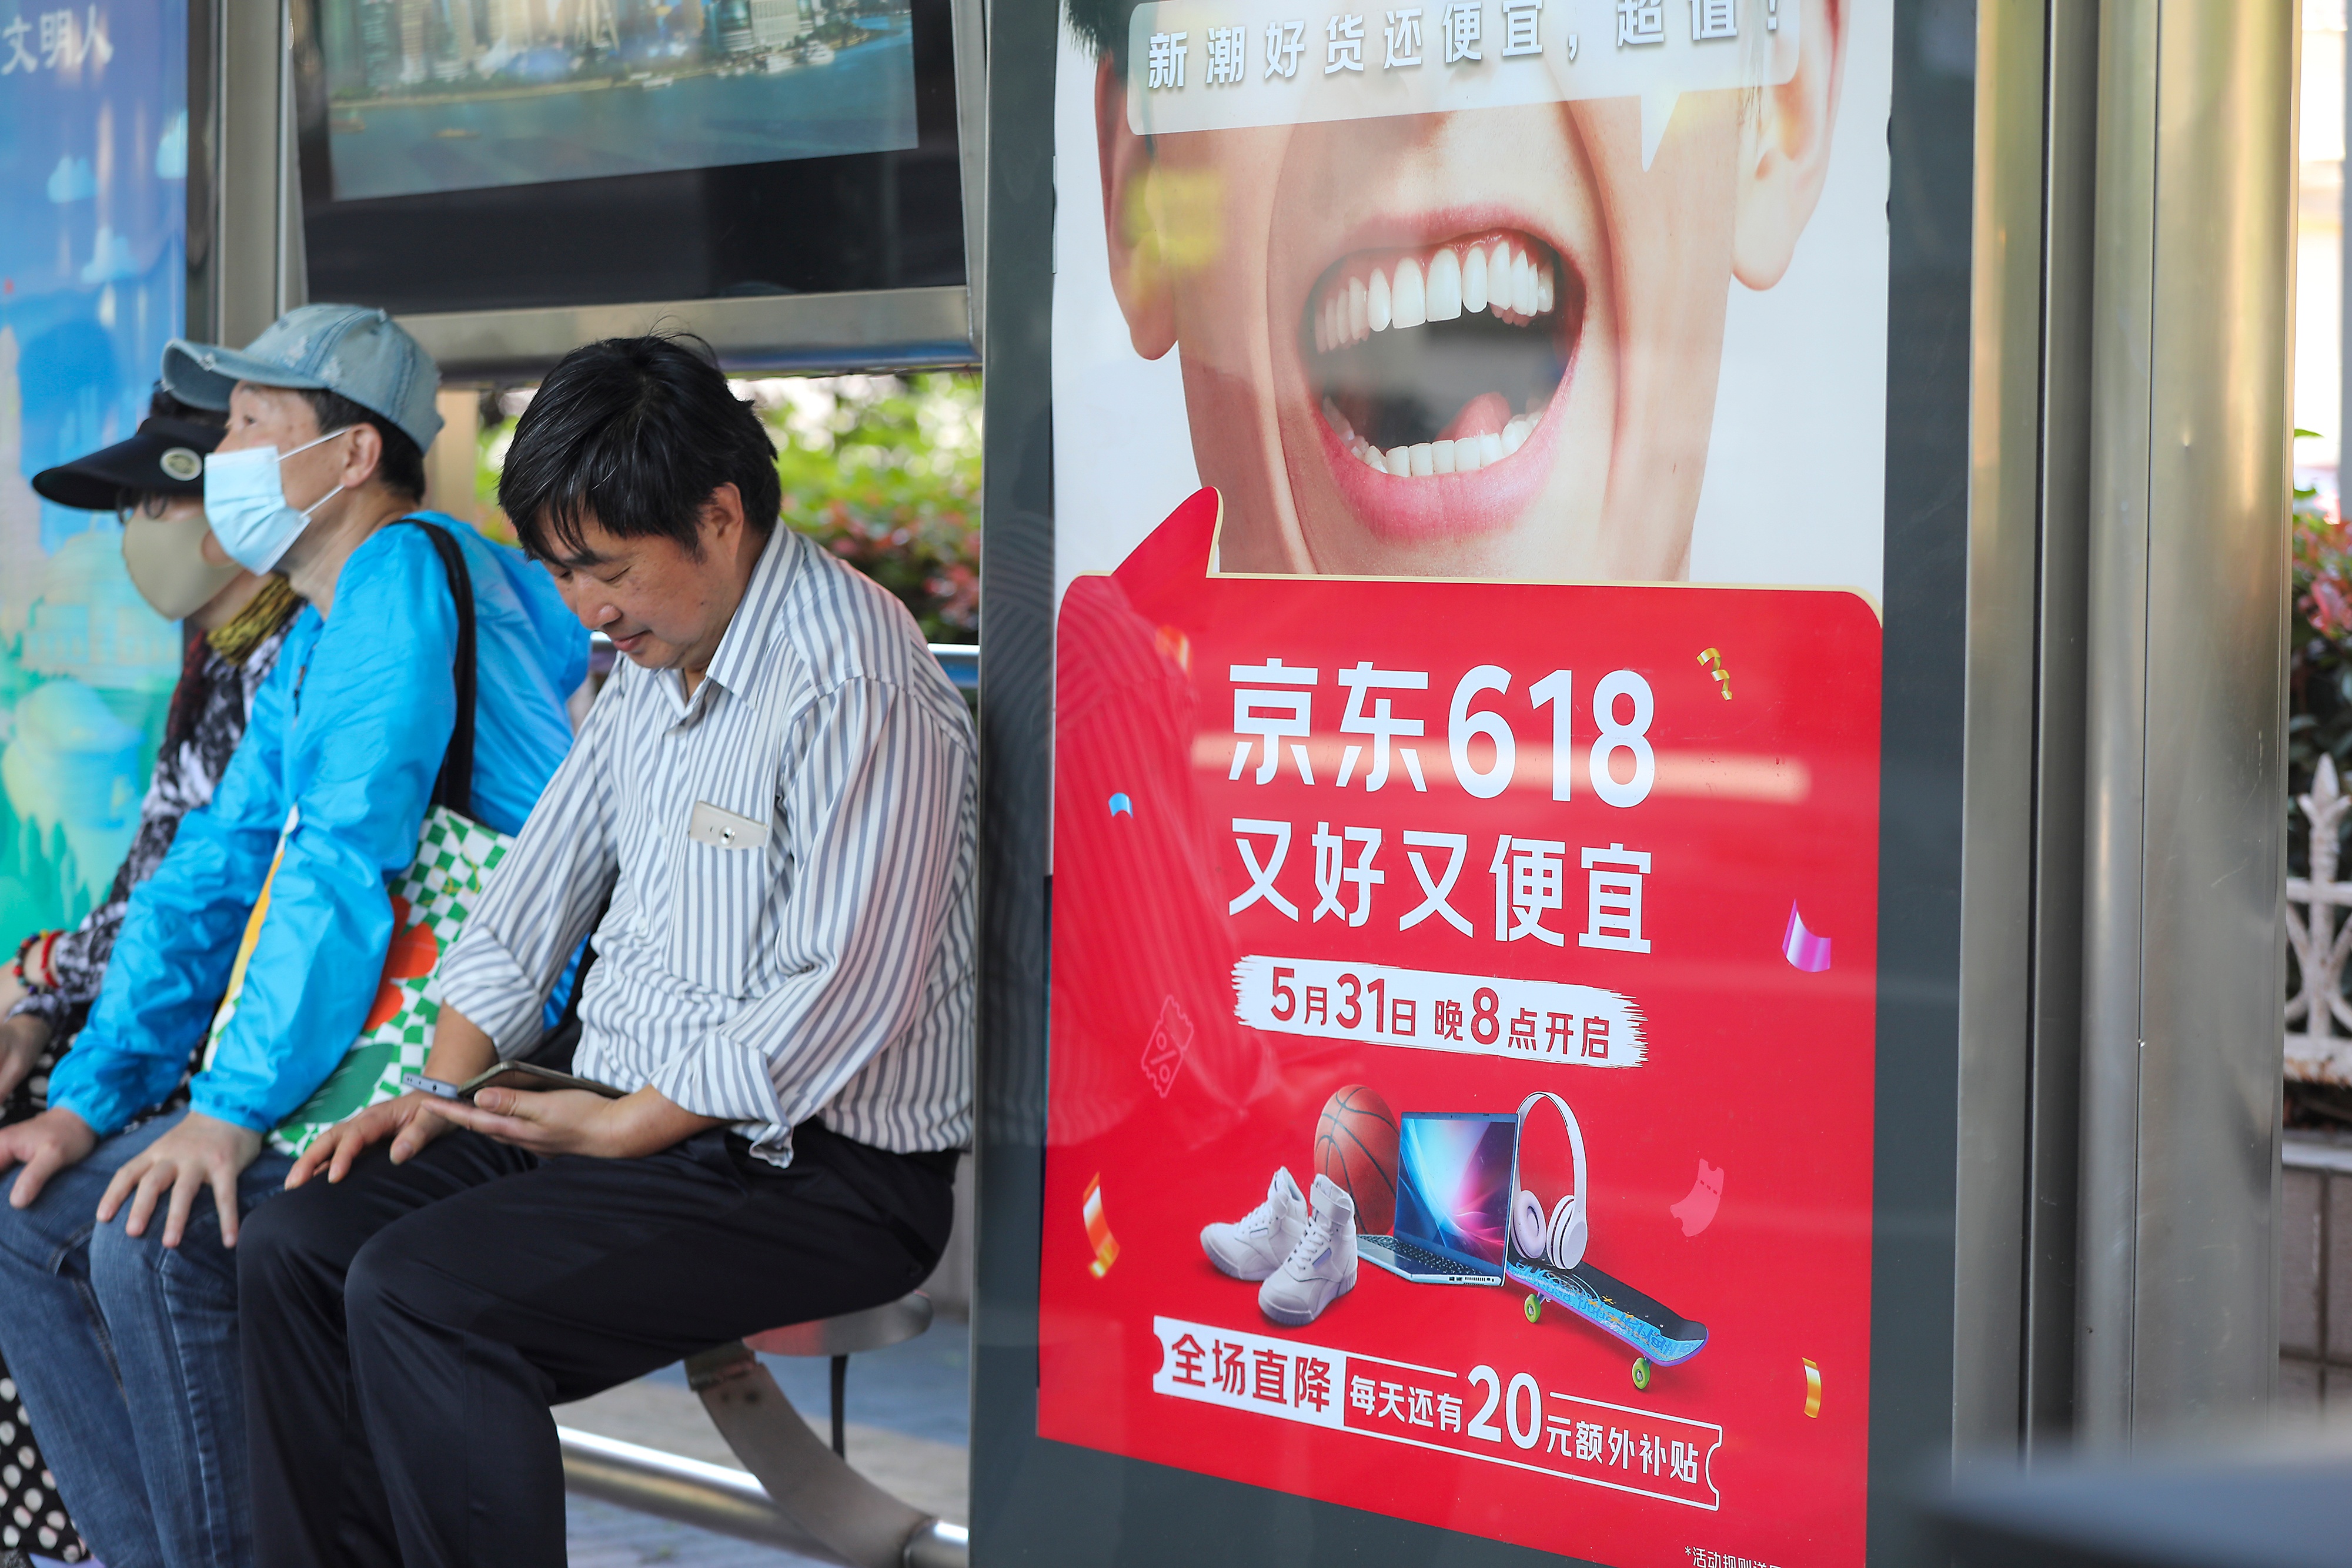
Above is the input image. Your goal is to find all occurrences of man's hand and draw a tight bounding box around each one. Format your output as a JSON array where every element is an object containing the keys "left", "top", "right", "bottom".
[
  {"left": 0, "top": 1012, "right": 51, "bottom": 1103},
  {"left": 432, "top": 1084, "right": 721, "bottom": 1161},
  {"left": 286, "top": 1092, "right": 456, "bottom": 1189},
  {"left": 0, "top": 1106, "right": 96, "bottom": 1209},
  {"left": 96, "top": 1110, "right": 264, "bottom": 1250},
  {"left": 282, "top": 1001, "right": 497, "bottom": 1188}
]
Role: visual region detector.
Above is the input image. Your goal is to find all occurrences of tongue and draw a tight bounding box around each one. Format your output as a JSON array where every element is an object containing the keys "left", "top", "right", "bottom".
[{"left": 1438, "top": 392, "right": 1515, "bottom": 444}]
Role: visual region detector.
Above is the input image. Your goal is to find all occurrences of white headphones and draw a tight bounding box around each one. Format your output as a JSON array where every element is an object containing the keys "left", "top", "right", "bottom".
[{"left": 1507, "top": 1091, "right": 1589, "bottom": 1271}]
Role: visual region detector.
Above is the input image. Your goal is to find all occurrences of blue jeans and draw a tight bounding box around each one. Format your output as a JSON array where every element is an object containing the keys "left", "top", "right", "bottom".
[{"left": 0, "top": 1109, "right": 293, "bottom": 1568}]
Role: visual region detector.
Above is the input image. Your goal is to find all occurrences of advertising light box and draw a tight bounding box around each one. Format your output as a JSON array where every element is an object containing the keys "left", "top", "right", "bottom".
[
  {"left": 994, "top": 0, "right": 1967, "bottom": 1562},
  {"left": 1043, "top": 494, "right": 1883, "bottom": 1563}
]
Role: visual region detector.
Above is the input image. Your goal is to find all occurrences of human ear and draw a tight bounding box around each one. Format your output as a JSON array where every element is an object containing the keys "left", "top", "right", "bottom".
[
  {"left": 342, "top": 422, "right": 387, "bottom": 491},
  {"left": 1730, "top": 0, "right": 1845, "bottom": 290},
  {"left": 701, "top": 482, "right": 747, "bottom": 554},
  {"left": 1096, "top": 54, "right": 1178, "bottom": 359}
]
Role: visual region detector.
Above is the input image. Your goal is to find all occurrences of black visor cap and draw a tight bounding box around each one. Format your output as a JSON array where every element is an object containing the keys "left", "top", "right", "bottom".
[{"left": 30, "top": 417, "right": 224, "bottom": 513}]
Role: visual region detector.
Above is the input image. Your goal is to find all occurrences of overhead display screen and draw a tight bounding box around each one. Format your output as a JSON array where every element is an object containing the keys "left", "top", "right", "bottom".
[
  {"left": 291, "top": 0, "right": 967, "bottom": 316},
  {"left": 311, "top": 0, "right": 920, "bottom": 201}
]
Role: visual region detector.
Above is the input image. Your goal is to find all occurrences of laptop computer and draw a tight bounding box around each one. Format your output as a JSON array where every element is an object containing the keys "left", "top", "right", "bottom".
[{"left": 1359, "top": 1111, "right": 1515, "bottom": 1286}]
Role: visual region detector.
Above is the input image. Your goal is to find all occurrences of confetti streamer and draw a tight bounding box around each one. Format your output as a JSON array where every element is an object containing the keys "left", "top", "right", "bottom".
[
  {"left": 1783, "top": 902, "right": 1833, "bottom": 973},
  {"left": 1802, "top": 1359, "right": 1823, "bottom": 1418},
  {"left": 1696, "top": 647, "right": 1733, "bottom": 700},
  {"left": 1083, "top": 1174, "right": 1121, "bottom": 1279}
]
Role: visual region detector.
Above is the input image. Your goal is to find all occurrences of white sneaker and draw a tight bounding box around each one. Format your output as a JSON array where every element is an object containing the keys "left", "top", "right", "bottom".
[
  {"left": 1201, "top": 1166, "right": 1309, "bottom": 1281},
  {"left": 1259, "top": 1174, "right": 1358, "bottom": 1326}
]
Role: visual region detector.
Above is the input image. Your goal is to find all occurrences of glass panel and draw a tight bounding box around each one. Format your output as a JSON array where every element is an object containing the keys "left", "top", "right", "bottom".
[{"left": 0, "top": 0, "right": 191, "bottom": 966}]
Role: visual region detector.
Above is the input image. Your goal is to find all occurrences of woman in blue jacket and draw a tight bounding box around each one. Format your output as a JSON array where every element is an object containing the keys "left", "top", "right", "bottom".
[{"left": 0, "top": 305, "right": 586, "bottom": 1568}]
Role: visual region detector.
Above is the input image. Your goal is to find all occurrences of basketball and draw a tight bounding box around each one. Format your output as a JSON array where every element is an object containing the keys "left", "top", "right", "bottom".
[{"left": 1315, "top": 1085, "right": 1399, "bottom": 1236}]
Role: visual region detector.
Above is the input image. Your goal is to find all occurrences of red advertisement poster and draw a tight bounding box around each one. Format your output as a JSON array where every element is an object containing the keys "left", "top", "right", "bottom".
[{"left": 1040, "top": 489, "right": 1882, "bottom": 1567}]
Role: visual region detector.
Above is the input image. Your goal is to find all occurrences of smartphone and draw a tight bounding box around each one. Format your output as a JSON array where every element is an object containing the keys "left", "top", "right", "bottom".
[
  {"left": 399, "top": 1064, "right": 626, "bottom": 1102},
  {"left": 462, "top": 1063, "right": 626, "bottom": 1100},
  {"left": 400, "top": 1071, "right": 462, "bottom": 1100}
]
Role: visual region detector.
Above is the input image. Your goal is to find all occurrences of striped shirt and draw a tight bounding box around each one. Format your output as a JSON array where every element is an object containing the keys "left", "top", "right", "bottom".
[{"left": 432, "top": 527, "right": 975, "bottom": 1163}]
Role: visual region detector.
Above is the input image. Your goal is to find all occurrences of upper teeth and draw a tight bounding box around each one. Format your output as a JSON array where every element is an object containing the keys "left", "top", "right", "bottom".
[{"left": 1314, "top": 237, "right": 1554, "bottom": 355}]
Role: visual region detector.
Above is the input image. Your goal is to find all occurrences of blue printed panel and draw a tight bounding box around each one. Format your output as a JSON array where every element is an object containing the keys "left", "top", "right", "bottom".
[{"left": 0, "top": 0, "right": 186, "bottom": 935}]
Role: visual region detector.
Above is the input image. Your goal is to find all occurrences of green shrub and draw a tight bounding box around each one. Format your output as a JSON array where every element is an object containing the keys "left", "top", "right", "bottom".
[
  {"left": 477, "top": 372, "right": 981, "bottom": 644},
  {"left": 767, "top": 373, "right": 981, "bottom": 644}
]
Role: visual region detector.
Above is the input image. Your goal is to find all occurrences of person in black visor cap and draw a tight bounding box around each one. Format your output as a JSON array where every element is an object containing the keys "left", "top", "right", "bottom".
[
  {"left": 32, "top": 386, "right": 253, "bottom": 623},
  {"left": 0, "top": 387, "right": 303, "bottom": 1566}
]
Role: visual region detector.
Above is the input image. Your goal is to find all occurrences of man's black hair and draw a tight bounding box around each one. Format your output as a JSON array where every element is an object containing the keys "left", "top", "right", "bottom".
[
  {"left": 497, "top": 333, "right": 781, "bottom": 563},
  {"left": 297, "top": 387, "right": 427, "bottom": 502}
]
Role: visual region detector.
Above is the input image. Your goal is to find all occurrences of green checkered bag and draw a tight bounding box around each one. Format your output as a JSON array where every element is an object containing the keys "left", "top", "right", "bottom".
[
  {"left": 201, "top": 805, "right": 512, "bottom": 1155},
  {"left": 196, "top": 519, "right": 505, "bottom": 1156}
]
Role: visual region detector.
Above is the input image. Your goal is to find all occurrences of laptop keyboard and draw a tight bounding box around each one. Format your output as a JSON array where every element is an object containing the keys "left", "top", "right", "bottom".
[{"left": 1370, "top": 1235, "right": 1495, "bottom": 1276}]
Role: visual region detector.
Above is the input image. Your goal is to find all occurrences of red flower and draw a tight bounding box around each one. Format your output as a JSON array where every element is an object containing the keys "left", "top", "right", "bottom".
[{"left": 365, "top": 894, "right": 439, "bottom": 1033}]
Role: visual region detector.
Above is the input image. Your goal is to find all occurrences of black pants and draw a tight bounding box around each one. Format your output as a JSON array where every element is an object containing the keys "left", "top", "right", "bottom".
[{"left": 238, "top": 1121, "right": 954, "bottom": 1568}]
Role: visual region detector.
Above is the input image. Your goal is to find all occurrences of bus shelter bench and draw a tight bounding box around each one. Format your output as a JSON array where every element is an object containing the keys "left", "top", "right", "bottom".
[{"left": 558, "top": 1292, "right": 960, "bottom": 1567}]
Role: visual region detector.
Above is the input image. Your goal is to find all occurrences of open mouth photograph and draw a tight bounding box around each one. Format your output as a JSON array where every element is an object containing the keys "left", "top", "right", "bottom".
[
  {"left": 1067, "top": 0, "right": 1868, "bottom": 590},
  {"left": 1308, "top": 229, "right": 1578, "bottom": 485},
  {"left": 1272, "top": 169, "right": 1614, "bottom": 572}
]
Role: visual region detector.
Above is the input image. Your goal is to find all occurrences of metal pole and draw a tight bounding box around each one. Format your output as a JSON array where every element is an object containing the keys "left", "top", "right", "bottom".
[
  {"left": 1955, "top": 0, "right": 2054, "bottom": 1454},
  {"left": 557, "top": 1427, "right": 971, "bottom": 1568},
  {"left": 2079, "top": 0, "right": 2295, "bottom": 1442},
  {"left": 207, "top": 0, "right": 296, "bottom": 345},
  {"left": 1958, "top": 0, "right": 2101, "bottom": 1456}
]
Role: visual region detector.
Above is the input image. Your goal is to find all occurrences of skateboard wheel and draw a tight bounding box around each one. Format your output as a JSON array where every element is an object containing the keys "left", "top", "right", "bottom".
[
  {"left": 1523, "top": 1293, "right": 1542, "bottom": 1324},
  {"left": 1631, "top": 1358, "right": 1652, "bottom": 1390}
]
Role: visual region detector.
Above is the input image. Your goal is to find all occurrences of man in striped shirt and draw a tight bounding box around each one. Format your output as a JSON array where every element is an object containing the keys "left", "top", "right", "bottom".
[{"left": 235, "top": 335, "right": 976, "bottom": 1568}]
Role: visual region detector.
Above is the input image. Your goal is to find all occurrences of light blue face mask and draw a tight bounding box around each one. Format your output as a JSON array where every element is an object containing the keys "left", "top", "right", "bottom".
[{"left": 201, "top": 427, "right": 353, "bottom": 574}]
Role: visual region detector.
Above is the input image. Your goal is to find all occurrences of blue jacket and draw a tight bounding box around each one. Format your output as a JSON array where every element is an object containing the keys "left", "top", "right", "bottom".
[{"left": 50, "top": 514, "right": 586, "bottom": 1138}]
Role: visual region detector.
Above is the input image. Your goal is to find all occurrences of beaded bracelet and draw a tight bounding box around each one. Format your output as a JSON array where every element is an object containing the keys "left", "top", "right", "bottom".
[{"left": 9, "top": 930, "right": 60, "bottom": 991}]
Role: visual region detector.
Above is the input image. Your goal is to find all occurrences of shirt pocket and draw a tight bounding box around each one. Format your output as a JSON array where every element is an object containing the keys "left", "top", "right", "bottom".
[{"left": 667, "top": 797, "right": 780, "bottom": 999}]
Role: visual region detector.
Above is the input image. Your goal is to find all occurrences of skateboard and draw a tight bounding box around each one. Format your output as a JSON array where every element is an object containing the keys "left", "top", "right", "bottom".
[{"left": 1505, "top": 1255, "right": 1709, "bottom": 1389}]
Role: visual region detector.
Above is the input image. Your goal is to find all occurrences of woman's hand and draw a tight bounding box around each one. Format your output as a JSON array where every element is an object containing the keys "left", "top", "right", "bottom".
[
  {"left": 431, "top": 1084, "right": 721, "bottom": 1161},
  {"left": 286, "top": 1091, "right": 457, "bottom": 1189},
  {"left": 0, "top": 1012, "right": 51, "bottom": 1103},
  {"left": 0, "top": 1105, "right": 96, "bottom": 1209},
  {"left": 96, "top": 1111, "right": 263, "bottom": 1249}
]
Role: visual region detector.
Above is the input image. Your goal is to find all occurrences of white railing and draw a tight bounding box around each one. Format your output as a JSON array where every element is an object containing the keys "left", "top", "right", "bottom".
[{"left": 2287, "top": 755, "right": 2352, "bottom": 1084}]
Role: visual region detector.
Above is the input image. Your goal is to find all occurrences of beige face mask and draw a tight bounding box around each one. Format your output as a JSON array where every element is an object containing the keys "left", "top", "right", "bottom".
[{"left": 122, "top": 514, "right": 243, "bottom": 621}]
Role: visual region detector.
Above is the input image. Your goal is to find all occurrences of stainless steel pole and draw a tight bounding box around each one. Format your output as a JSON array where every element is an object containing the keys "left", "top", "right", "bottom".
[
  {"left": 207, "top": 0, "right": 297, "bottom": 345},
  {"left": 557, "top": 1427, "right": 972, "bottom": 1568},
  {"left": 2078, "top": 0, "right": 2295, "bottom": 1442},
  {"left": 1959, "top": 0, "right": 2102, "bottom": 1456}
]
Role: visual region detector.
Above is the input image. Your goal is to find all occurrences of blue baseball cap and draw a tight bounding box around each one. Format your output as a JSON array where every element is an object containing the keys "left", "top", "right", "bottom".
[{"left": 161, "top": 303, "right": 443, "bottom": 454}]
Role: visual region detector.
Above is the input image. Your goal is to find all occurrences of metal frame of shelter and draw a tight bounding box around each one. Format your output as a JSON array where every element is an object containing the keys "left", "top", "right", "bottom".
[{"left": 972, "top": 1, "right": 2293, "bottom": 1564}]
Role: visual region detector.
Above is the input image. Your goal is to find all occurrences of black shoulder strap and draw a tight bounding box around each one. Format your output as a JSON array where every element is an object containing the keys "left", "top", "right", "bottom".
[{"left": 403, "top": 519, "right": 477, "bottom": 819}]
